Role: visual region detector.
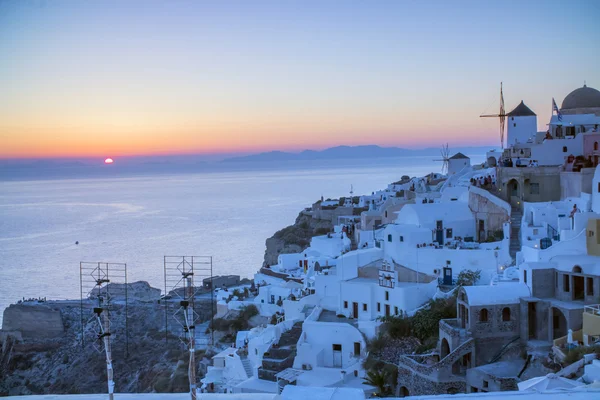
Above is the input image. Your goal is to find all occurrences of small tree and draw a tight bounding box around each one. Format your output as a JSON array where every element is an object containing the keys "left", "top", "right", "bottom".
[
  {"left": 456, "top": 269, "right": 481, "bottom": 287},
  {"left": 363, "top": 369, "right": 390, "bottom": 395}
]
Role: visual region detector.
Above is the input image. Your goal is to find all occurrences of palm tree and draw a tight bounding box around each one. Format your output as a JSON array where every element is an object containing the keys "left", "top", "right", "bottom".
[{"left": 363, "top": 369, "right": 389, "bottom": 396}]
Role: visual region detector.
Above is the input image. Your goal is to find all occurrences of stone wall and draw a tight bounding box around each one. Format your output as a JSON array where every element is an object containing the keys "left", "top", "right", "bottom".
[
  {"left": 439, "top": 319, "right": 470, "bottom": 355},
  {"left": 1, "top": 304, "right": 64, "bottom": 340},
  {"left": 496, "top": 167, "right": 561, "bottom": 206},
  {"left": 531, "top": 269, "right": 555, "bottom": 298},
  {"left": 398, "top": 338, "right": 474, "bottom": 383},
  {"left": 396, "top": 339, "right": 473, "bottom": 395},
  {"left": 468, "top": 304, "right": 520, "bottom": 337},
  {"left": 396, "top": 369, "right": 466, "bottom": 397},
  {"left": 468, "top": 189, "right": 510, "bottom": 235},
  {"left": 474, "top": 336, "right": 519, "bottom": 366},
  {"left": 520, "top": 298, "right": 552, "bottom": 342},
  {"left": 466, "top": 367, "right": 520, "bottom": 393}
]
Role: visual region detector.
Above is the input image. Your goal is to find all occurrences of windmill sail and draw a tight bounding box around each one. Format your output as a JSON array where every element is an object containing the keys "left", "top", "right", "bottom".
[
  {"left": 480, "top": 82, "right": 507, "bottom": 149},
  {"left": 433, "top": 143, "right": 450, "bottom": 174}
]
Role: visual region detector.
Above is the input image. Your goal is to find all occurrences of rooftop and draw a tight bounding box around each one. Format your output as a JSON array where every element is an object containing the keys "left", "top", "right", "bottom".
[
  {"left": 344, "top": 277, "right": 426, "bottom": 288},
  {"left": 282, "top": 385, "right": 365, "bottom": 400},
  {"left": 471, "top": 360, "right": 523, "bottom": 378},
  {"left": 461, "top": 283, "right": 530, "bottom": 306},
  {"left": 507, "top": 101, "right": 536, "bottom": 117},
  {"left": 561, "top": 84, "right": 600, "bottom": 110},
  {"left": 317, "top": 310, "right": 358, "bottom": 326},
  {"left": 449, "top": 152, "right": 470, "bottom": 160}
]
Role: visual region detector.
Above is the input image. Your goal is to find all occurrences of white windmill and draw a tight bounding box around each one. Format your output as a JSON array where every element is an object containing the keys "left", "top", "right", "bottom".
[{"left": 433, "top": 143, "right": 450, "bottom": 175}]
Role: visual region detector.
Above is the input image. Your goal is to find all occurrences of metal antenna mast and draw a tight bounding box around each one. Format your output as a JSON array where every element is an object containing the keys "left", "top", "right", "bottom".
[
  {"left": 80, "top": 262, "right": 128, "bottom": 400},
  {"left": 163, "top": 256, "right": 213, "bottom": 400},
  {"left": 480, "top": 82, "right": 506, "bottom": 149}
]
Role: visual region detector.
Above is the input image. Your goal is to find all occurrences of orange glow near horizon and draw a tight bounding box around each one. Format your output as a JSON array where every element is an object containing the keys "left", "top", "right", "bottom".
[
  {"left": 0, "top": 108, "right": 502, "bottom": 159},
  {"left": 0, "top": 1, "right": 596, "bottom": 160}
]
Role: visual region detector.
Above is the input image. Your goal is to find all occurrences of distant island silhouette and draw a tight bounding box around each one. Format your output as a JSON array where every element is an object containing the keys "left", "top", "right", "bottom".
[{"left": 222, "top": 145, "right": 496, "bottom": 163}]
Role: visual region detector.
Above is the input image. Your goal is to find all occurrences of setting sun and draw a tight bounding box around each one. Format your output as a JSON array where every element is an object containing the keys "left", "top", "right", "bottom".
[{"left": 104, "top": 158, "right": 114, "bottom": 164}]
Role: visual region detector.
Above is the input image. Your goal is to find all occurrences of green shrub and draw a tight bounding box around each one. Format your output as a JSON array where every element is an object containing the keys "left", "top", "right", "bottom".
[
  {"left": 563, "top": 345, "right": 600, "bottom": 365},
  {"left": 411, "top": 298, "right": 456, "bottom": 341},
  {"left": 210, "top": 318, "right": 231, "bottom": 331},
  {"left": 314, "top": 227, "right": 330, "bottom": 235},
  {"left": 381, "top": 316, "right": 412, "bottom": 339},
  {"left": 415, "top": 336, "right": 438, "bottom": 354},
  {"left": 240, "top": 304, "right": 259, "bottom": 320}
]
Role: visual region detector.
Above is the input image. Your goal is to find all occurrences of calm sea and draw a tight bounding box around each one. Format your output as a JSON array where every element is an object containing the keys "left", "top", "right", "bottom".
[{"left": 0, "top": 156, "right": 484, "bottom": 324}]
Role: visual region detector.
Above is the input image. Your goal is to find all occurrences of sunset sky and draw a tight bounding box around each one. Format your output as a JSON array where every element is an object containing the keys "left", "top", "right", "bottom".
[{"left": 0, "top": 0, "right": 599, "bottom": 159}]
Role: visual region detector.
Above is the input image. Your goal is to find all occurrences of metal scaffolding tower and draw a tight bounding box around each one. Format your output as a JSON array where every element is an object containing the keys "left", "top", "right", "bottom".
[
  {"left": 163, "top": 256, "right": 213, "bottom": 400},
  {"left": 80, "top": 262, "right": 128, "bottom": 400}
]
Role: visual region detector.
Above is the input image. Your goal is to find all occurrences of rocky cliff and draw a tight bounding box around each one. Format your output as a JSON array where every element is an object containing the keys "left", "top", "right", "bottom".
[
  {"left": 2, "top": 304, "right": 64, "bottom": 340},
  {"left": 0, "top": 281, "right": 215, "bottom": 396},
  {"left": 263, "top": 211, "right": 332, "bottom": 267}
]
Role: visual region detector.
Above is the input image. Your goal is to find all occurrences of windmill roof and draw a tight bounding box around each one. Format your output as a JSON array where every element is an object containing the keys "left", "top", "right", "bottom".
[
  {"left": 449, "top": 152, "right": 469, "bottom": 160},
  {"left": 507, "top": 101, "right": 536, "bottom": 117}
]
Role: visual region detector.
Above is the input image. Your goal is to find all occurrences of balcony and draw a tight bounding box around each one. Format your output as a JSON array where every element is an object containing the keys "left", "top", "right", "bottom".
[
  {"left": 585, "top": 305, "right": 600, "bottom": 316},
  {"left": 583, "top": 304, "right": 600, "bottom": 346}
]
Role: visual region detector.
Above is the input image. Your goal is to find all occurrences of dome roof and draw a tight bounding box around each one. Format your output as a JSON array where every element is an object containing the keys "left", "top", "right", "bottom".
[{"left": 561, "top": 84, "right": 600, "bottom": 110}]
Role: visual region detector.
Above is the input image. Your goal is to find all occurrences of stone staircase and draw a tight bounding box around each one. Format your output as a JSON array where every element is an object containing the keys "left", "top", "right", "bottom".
[
  {"left": 241, "top": 357, "right": 254, "bottom": 378},
  {"left": 509, "top": 207, "right": 523, "bottom": 260},
  {"left": 257, "top": 322, "right": 303, "bottom": 382}
]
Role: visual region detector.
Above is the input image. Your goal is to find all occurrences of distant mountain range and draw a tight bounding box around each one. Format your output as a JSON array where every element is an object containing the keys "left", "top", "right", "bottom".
[
  {"left": 222, "top": 145, "right": 496, "bottom": 163},
  {"left": 0, "top": 145, "right": 497, "bottom": 170}
]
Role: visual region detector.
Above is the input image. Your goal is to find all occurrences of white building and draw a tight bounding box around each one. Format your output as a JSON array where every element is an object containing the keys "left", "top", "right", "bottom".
[
  {"left": 294, "top": 306, "right": 366, "bottom": 370},
  {"left": 506, "top": 101, "right": 537, "bottom": 145},
  {"left": 338, "top": 260, "right": 438, "bottom": 322},
  {"left": 448, "top": 153, "right": 471, "bottom": 176},
  {"left": 255, "top": 281, "right": 303, "bottom": 306},
  {"left": 501, "top": 84, "right": 600, "bottom": 167},
  {"left": 395, "top": 201, "right": 476, "bottom": 244}
]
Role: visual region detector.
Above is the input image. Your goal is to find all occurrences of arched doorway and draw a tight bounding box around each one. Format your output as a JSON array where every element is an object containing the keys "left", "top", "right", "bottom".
[
  {"left": 440, "top": 338, "right": 450, "bottom": 359},
  {"left": 507, "top": 179, "right": 520, "bottom": 207},
  {"left": 399, "top": 386, "right": 409, "bottom": 397},
  {"left": 487, "top": 156, "right": 497, "bottom": 167},
  {"left": 552, "top": 307, "right": 567, "bottom": 339}
]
